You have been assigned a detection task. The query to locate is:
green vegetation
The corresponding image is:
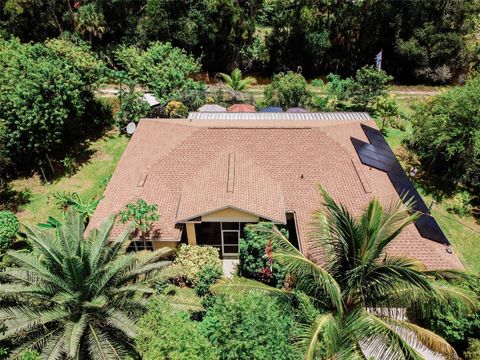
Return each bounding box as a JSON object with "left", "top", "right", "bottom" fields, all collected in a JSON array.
[
  {"left": 238, "top": 222, "right": 287, "bottom": 288},
  {"left": 0, "top": 209, "right": 173, "bottom": 358},
  {"left": 213, "top": 189, "right": 476, "bottom": 359},
  {"left": 200, "top": 292, "right": 296, "bottom": 360},
  {"left": 0, "top": 211, "right": 19, "bottom": 252},
  {"left": 115, "top": 83, "right": 150, "bottom": 125},
  {"left": 220, "top": 68, "right": 257, "bottom": 93},
  {"left": 0, "top": 37, "right": 109, "bottom": 176},
  {"left": 136, "top": 297, "right": 219, "bottom": 360},
  {"left": 408, "top": 77, "right": 480, "bottom": 195},
  {"left": 11, "top": 132, "right": 128, "bottom": 226},
  {"left": 263, "top": 71, "right": 310, "bottom": 109},
  {"left": 173, "top": 244, "right": 222, "bottom": 285},
  {"left": 118, "top": 199, "right": 160, "bottom": 234},
  {"left": 114, "top": 42, "right": 205, "bottom": 109}
]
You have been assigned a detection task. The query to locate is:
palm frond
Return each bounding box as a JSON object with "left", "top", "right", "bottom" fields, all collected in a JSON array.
[
  {"left": 87, "top": 324, "right": 124, "bottom": 360},
  {"left": 105, "top": 309, "right": 138, "bottom": 338},
  {"left": 65, "top": 314, "right": 88, "bottom": 358},
  {"left": 294, "top": 313, "right": 336, "bottom": 360},
  {"left": 385, "top": 318, "right": 457, "bottom": 357}
]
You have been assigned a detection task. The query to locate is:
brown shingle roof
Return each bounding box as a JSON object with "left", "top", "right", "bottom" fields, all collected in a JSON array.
[{"left": 88, "top": 115, "right": 464, "bottom": 270}]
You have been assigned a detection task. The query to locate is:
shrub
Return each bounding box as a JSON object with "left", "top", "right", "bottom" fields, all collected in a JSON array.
[
  {"left": 238, "top": 223, "right": 287, "bottom": 288},
  {"left": 464, "top": 338, "right": 480, "bottom": 360},
  {"left": 0, "top": 211, "right": 19, "bottom": 252},
  {"left": 164, "top": 100, "right": 188, "bottom": 118},
  {"left": 199, "top": 292, "right": 297, "bottom": 360},
  {"left": 374, "top": 95, "right": 399, "bottom": 131},
  {"left": 447, "top": 191, "right": 473, "bottom": 216},
  {"left": 174, "top": 244, "right": 222, "bottom": 285},
  {"left": 60, "top": 155, "right": 78, "bottom": 176},
  {"left": 116, "top": 83, "right": 150, "bottom": 125},
  {"left": 136, "top": 296, "right": 219, "bottom": 360},
  {"left": 349, "top": 65, "right": 392, "bottom": 110},
  {"left": 263, "top": 71, "right": 309, "bottom": 109},
  {"left": 194, "top": 265, "right": 223, "bottom": 298}
]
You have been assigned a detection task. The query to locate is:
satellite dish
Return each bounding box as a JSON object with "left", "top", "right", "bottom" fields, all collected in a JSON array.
[{"left": 126, "top": 122, "right": 136, "bottom": 135}]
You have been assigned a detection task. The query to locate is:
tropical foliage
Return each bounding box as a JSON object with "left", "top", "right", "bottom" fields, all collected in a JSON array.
[
  {"left": 263, "top": 72, "right": 309, "bottom": 109},
  {"left": 174, "top": 244, "right": 222, "bottom": 285},
  {"left": 118, "top": 199, "right": 160, "bottom": 234},
  {"left": 115, "top": 84, "right": 150, "bottom": 126},
  {"left": 0, "top": 209, "right": 172, "bottom": 359},
  {"left": 2, "top": 0, "right": 478, "bottom": 82},
  {"left": 114, "top": 42, "right": 205, "bottom": 108},
  {"left": 219, "top": 68, "right": 257, "bottom": 92},
  {"left": 213, "top": 188, "right": 477, "bottom": 359},
  {"left": 53, "top": 191, "right": 102, "bottom": 225},
  {"left": 0, "top": 210, "right": 19, "bottom": 253},
  {"left": 0, "top": 37, "right": 108, "bottom": 176},
  {"left": 199, "top": 292, "right": 297, "bottom": 360},
  {"left": 136, "top": 297, "right": 219, "bottom": 360},
  {"left": 238, "top": 222, "right": 287, "bottom": 288},
  {"left": 408, "top": 76, "right": 480, "bottom": 193}
]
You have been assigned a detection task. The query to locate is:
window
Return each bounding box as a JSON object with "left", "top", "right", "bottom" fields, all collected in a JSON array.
[{"left": 127, "top": 240, "right": 154, "bottom": 252}]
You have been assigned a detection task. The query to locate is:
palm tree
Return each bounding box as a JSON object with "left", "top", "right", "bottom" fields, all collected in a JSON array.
[
  {"left": 0, "top": 209, "right": 172, "bottom": 359},
  {"left": 219, "top": 68, "right": 256, "bottom": 101},
  {"left": 213, "top": 188, "right": 476, "bottom": 359},
  {"left": 76, "top": 3, "right": 107, "bottom": 42}
]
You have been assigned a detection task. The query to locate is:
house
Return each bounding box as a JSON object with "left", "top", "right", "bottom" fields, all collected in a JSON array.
[{"left": 88, "top": 112, "right": 463, "bottom": 270}]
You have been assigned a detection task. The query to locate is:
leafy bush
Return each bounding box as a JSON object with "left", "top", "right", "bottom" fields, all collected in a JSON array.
[
  {"left": 194, "top": 265, "right": 223, "bottom": 298},
  {"left": 447, "top": 191, "right": 473, "bottom": 216},
  {"left": 164, "top": 100, "right": 189, "bottom": 118},
  {"left": 408, "top": 76, "right": 480, "bottom": 193},
  {"left": 263, "top": 71, "right": 309, "bottom": 109},
  {"left": 374, "top": 95, "right": 399, "bottom": 131},
  {"left": 238, "top": 223, "right": 287, "bottom": 288},
  {"left": 0, "top": 211, "right": 19, "bottom": 252},
  {"left": 174, "top": 244, "right": 222, "bottom": 285},
  {"left": 199, "top": 292, "right": 297, "bottom": 360},
  {"left": 136, "top": 296, "right": 220, "bottom": 360},
  {"left": 311, "top": 73, "right": 353, "bottom": 111},
  {"left": 60, "top": 155, "right": 78, "bottom": 176},
  {"left": 118, "top": 199, "right": 160, "bottom": 234},
  {"left": 53, "top": 191, "right": 102, "bottom": 224},
  {"left": 349, "top": 65, "right": 392, "bottom": 110},
  {"left": 116, "top": 84, "right": 150, "bottom": 125},
  {"left": 464, "top": 338, "right": 480, "bottom": 360}
]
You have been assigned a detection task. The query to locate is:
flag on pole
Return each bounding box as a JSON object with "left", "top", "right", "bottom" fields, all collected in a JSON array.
[{"left": 375, "top": 49, "right": 383, "bottom": 70}]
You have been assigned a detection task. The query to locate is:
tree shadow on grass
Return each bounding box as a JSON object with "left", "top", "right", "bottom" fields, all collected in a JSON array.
[{"left": 0, "top": 182, "right": 31, "bottom": 212}]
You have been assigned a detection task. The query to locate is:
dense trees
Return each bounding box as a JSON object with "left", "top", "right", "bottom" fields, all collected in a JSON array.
[
  {"left": 1, "top": 0, "right": 478, "bottom": 81},
  {"left": 0, "top": 37, "right": 109, "bottom": 177},
  {"left": 408, "top": 76, "right": 480, "bottom": 193}
]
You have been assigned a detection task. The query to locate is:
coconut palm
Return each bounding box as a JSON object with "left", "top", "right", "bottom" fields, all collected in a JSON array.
[
  {"left": 213, "top": 188, "right": 476, "bottom": 359},
  {"left": 0, "top": 209, "right": 172, "bottom": 359},
  {"left": 219, "top": 68, "right": 256, "bottom": 92}
]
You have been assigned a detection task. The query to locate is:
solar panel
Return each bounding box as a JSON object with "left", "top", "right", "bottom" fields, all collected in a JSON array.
[
  {"left": 351, "top": 125, "right": 450, "bottom": 245},
  {"left": 415, "top": 214, "right": 449, "bottom": 245}
]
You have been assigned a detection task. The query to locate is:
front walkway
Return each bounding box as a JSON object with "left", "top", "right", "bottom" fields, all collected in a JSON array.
[{"left": 222, "top": 259, "right": 239, "bottom": 277}]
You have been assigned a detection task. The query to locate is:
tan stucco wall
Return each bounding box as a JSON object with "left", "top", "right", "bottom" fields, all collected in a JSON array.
[
  {"left": 201, "top": 208, "right": 259, "bottom": 222},
  {"left": 152, "top": 241, "right": 179, "bottom": 250}
]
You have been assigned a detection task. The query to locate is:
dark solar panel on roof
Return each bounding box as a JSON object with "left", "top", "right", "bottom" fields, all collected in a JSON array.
[{"left": 351, "top": 125, "right": 450, "bottom": 246}]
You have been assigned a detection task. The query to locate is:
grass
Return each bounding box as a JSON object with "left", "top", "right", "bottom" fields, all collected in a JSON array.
[
  {"left": 11, "top": 131, "right": 129, "bottom": 226},
  {"left": 381, "top": 96, "right": 480, "bottom": 273}
]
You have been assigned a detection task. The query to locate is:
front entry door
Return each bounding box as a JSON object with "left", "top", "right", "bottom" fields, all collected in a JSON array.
[{"left": 221, "top": 222, "right": 240, "bottom": 256}]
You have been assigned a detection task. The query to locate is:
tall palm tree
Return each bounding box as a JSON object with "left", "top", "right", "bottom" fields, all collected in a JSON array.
[
  {"left": 219, "top": 68, "right": 256, "bottom": 95},
  {"left": 0, "top": 209, "right": 172, "bottom": 359},
  {"left": 213, "top": 188, "right": 476, "bottom": 359}
]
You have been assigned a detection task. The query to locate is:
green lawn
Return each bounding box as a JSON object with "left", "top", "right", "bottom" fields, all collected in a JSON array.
[{"left": 12, "top": 131, "right": 129, "bottom": 226}]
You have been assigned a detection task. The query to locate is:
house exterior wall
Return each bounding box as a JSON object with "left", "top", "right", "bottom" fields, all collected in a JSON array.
[{"left": 201, "top": 208, "right": 259, "bottom": 222}]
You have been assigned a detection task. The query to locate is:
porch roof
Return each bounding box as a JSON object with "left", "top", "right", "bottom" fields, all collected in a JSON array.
[{"left": 176, "top": 150, "right": 286, "bottom": 224}]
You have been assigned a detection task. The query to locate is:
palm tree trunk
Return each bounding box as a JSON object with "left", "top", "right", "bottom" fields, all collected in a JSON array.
[{"left": 66, "top": 0, "right": 76, "bottom": 31}]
